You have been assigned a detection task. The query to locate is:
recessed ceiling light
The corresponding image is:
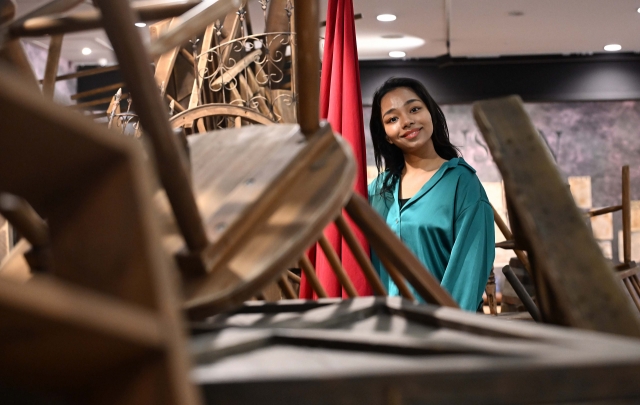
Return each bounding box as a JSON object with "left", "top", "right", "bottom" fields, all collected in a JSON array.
[
  {"left": 98, "top": 58, "right": 108, "bottom": 66},
  {"left": 604, "top": 44, "right": 622, "bottom": 52},
  {"left": 135, "top": 22, "right": 147, "bottom": 28},
  {"left": 637, "top": 7, "right": 640, "bottom": 13},
  {"left": 377, "top": 14, "right": 396, "bottom": 22},
  {"left": 389, "top": 51, "right": 406, "bottom": 58},
  {"left": 82, "top": 47, "right": 92, "bottom": 55}
]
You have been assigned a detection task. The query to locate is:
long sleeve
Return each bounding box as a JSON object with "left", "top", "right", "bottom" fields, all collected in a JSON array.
[{"left": 441, "top": 199, "right": 495, "bottom": 311}]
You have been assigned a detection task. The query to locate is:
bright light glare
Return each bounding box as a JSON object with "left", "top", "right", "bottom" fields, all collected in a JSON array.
[
  {"left": 637, "top": 7, "right": 640, "bottom": 13},
  {"left": 604, "top": 44, "right": 622, "bottom": 51},
  {"left": 377, "top": 14, "right": 396, "bottom": 22},
  {"left": 389, "top": 51, "right": 406, "bottom": 58},
  {"left": 98, "top": 58, "right": 108, "bottom": 66},
  {"left": 81, "top": 47, "right": 92, "bottom": 55},
  {"left": 135, "top": 22, "right": 147, "bottom": 27}
]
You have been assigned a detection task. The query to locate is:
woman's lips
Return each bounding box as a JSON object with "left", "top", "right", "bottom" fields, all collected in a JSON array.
[{"left": 402, "top": 128, "right": 420, "bottom": 140}]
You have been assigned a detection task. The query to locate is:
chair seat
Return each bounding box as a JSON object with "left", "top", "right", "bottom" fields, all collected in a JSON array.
[{"left": 179, "top": 123, "right": 355, "bottom": 318}]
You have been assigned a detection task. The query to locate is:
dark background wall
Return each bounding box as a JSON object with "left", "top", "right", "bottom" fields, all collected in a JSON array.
[{"left": 359, "top": 53, "right": 640, "bottom": 105}]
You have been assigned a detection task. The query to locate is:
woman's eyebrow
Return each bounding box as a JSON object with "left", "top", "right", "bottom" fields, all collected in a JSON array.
[{"left": 382, "top": 99, "right": 421, "bottom": 118}]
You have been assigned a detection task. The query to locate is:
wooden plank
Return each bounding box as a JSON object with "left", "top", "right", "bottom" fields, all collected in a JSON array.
[
  {"left": 623, "top": 165, "right": 631, "bottom": 264},
  {"left": 0, "top": 39, "right": 40, "bottom": 90},
  {"left": 10, "top": 0, "right": 201, "bottom": 37},
  {"left": 0, "top": 194, "right": 49, "bottom": 248},
  {"left": 95, "top": 0, "right": 209, "bottom": 256},
  {"left": 185, "top": 23, "right": 216, "bottom": 128},
  {"left": 318, "top": 234, "right": 358, "bottom": 298},
  {"left": 210, "top": 50, "right": 261, "bottom": 88},
  {"left": 192, "top": 297, "right": 640, "bottom": 405},
  {"left": 70, "top": 82, "right": 124, "bottom": 101},
  {"left": 334, "top": 214, "right": 387, "bottom": 296},
  {"left": 473, "top": 96, "right": 640, "bottom": 337},
  {"left": 299, "top": 255, "right": 328, "bottom": 298},
  {"left": 154, "top": 18, "right": 181, "bottom": 96},
  {"left": 293, "top": 0, "right": 320, "bottom": 137},
  {"left": 42, "top": 35, "right": 62, "bottom": 100},
  {"left": 492, "top": 204, "right": 532, "bottom": 274},
  {"left": 345, "top": 194, "right": 457, "bottom": 307},
  {"left": 148, "top": 0, "right": 242, "bottom": 59},
  {"left": 278, "top": 273, "right": 297, "bottom": 299}
]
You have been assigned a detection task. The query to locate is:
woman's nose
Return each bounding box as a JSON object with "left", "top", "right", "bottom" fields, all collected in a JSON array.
[{"left": 401, "top": 115, "right": 414, "bottom": 128}]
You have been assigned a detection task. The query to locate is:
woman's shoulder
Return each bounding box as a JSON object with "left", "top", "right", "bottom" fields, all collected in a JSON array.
[
  {"left": 445, "top": 158, "right": 489, "bottom": 201},
  {"left": 368, "top": 170, "right": 391, "bottom": 195}
]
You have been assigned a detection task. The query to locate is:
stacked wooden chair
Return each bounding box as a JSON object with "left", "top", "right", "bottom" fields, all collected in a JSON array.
[{"left": 473, "top": 96, "right": 640, "bottom": 336}]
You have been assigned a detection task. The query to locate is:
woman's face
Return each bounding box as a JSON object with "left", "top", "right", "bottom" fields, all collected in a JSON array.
[{"left": 380, "top": 87, "right": 434, "bottom": 154}]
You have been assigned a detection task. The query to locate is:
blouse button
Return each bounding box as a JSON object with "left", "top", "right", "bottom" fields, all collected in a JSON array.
[{"left": 395, "top": 218, "right": 399, "bottom": 223}]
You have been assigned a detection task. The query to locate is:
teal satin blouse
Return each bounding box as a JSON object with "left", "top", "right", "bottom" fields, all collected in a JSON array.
[{"left": 368, "top": 158, "right": 495, "bottom": 311}]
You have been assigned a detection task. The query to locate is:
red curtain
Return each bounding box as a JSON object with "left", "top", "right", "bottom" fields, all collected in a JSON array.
[{"left": 299, "top": 0, "right": 372, "bottom": 298}]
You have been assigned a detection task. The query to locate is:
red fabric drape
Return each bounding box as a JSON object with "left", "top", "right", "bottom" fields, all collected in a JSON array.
[{"left": 299, "top": 0, "right": 371, "bottom": 298}]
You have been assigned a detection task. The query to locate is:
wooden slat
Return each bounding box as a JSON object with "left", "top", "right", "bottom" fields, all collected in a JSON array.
[
  {"left": 299, "top": 255, "right": 328, "bottom": 298},
  {"left": 42, "top": 35, "right": 62, "bottom": 100},
  {"left": 623, "top": 165, "right": 631, "bottom": 264},
  {"left": 185, "top": 23, "right": 216, "bottom": 128},
  {"left": 95, "top": 0, "right": 209, "bottom": 256},
  {"left": 587, "top": 204, "right": 622, "bottom": 217},
  {"left": 154, "top": 18, "right": 181, "bottom": 96},
  {"left": 170, "top": 103, "right": 274, "bottom": 128},
  {"left": 70, "top": 82, "right": 124, "bottom": 101},
  {"left": 377, "top": 251, "right": 416, "bottom": 301},
  {"left": 293, "top": 0, "right": 320, "bottom": 137},
  {"left": 318, "top": 234, "right": 359, "bottom": 298},
  {"left": 0, "top": 194, "right": 49, "bottom": 248},
  {"left": 473, "top": 96, "right": 640, "bottom": 337},
  {"left": 345, "top": 194, "right": 457, "bottom": 307},
  {"left": 278, "top": 273, "right": 297, "bottom": 299},
  {"left": 491, "top": 205, "right": 532, "bottom": 274},
  {"left": 334, "top": 214, "right": 387, "bottom": 296},
  {"left": 42, "top": 64, "right": 119, "bottom": 83},
  {"left": 10, "top": 0, "right": 201, "bottom": 37},
  {"left": 210, "top": 50, "right": 262, "bottom": 88},
  {"left": 148, "top": 0, "right": 242, "bottom": 59},
  {"left": 0, "top": 39, "right": 40, "bottom": 90}
]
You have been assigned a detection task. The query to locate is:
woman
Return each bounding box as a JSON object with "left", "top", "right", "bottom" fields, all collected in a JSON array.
[{"left": 368, "top": 77, "right": 495, "bottom": 311}]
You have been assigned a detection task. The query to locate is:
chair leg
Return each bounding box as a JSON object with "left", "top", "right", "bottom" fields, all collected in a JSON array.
[
  {"left": 278, "top": 273, "right": 297, "bottom": 299},
  {"left": 334, "top": 214, "right": 387, "bottom": 296},
  {"left": 318, "top": 234, "right": 358, "bottom": 297},
  {"left": 485, "top": 269, "right": 497, "bottom": 315},
  {"left": 299, "top": 255, "right": 328, "bottom": 298}
]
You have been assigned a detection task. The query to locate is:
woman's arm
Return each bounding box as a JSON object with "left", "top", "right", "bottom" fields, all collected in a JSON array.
[{"left": 441, "top": 199, "right": 495, "bottom": 311}]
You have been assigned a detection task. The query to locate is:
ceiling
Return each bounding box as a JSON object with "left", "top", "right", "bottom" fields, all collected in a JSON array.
[{"left": 13, "top": 0, "right": 640, "bottom": 65}]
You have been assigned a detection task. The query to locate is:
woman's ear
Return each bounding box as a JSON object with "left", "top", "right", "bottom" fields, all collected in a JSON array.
[{"left": 386, "top": 136, "right": 392, "bottom": 144}]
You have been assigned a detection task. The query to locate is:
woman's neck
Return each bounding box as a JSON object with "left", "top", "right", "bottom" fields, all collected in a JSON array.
[{"left": 403, "top": 142, "right": 446, "bottom": 175}]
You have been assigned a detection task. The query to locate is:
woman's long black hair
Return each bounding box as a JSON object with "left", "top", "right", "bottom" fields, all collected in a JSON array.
[{"left": 370, "top": 77, "right": 460, "bottom": 199}]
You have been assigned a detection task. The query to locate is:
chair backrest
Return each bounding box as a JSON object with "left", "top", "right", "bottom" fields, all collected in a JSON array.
[{"left": 473, "top": 95, "right": 640, "bottom": 338}]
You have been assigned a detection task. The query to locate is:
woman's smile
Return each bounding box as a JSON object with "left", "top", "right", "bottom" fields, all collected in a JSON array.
[{"left": 401, "top": 128, "right": 421, "bottom": 140}]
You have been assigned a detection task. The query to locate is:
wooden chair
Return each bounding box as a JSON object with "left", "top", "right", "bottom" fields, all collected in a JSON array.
[
  {"left": 0, "top": 65, "right": 200, "bottom": 405},
  {"left": 473, "top": 95, "right": 640, "bottom": 338}
]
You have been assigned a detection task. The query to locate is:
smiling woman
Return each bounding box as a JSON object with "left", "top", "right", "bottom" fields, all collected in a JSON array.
[{"left": 368, "top": 77, "right": 495, "bottom": 311}]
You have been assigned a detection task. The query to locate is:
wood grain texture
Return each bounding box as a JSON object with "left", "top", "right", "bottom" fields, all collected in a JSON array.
[
  {"left": 473, "top": 96, "right": 640, "bottom": 337},
  {"left": 182, "top": 123, "right": 355, "bottom": 318},
  {"left": 192, "top": 297, "right": 640, "bottom": 405}
]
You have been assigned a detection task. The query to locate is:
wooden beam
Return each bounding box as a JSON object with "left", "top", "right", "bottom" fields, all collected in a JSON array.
[
  {"left": 293, "top": 0, "right": 320, "bottom": 137},
  {"left": 70, "top": 82, "right": 124, "bottom": 101}
]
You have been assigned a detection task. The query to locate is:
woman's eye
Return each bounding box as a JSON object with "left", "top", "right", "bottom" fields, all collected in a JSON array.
[
  {"left": 386, "top": 117, "right": 398, "bottom": 124},
  {"left": 411, "top": 106, "right": 421, "bottom": 113}
]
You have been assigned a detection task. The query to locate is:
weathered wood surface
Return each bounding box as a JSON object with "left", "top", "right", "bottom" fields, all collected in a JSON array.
[
  {"left": 191, "top": 297, "right": 640, "bottom": 405},
  {"left": 181, "top": 123, "right": 355, "bottom": 318},
  {"left": 473, "top": 96, "right": 640, "bottom": 337},
  {"left": 42, "top": 34, "right": 63, "bottom": 99},
  {"left": 0, "top": 66, "right": 200, "bottom": 405}
]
